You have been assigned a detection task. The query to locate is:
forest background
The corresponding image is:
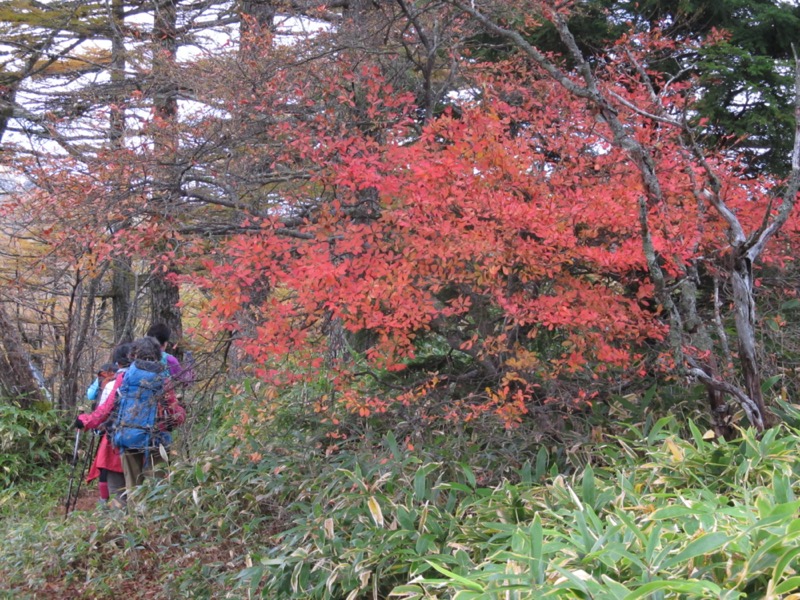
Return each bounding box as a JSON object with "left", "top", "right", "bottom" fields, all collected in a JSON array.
[{"left": 2, "top": 0, "right": 800, "bottom": 597}]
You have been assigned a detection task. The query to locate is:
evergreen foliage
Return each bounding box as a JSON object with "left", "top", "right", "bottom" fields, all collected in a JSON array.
[{"left": 474, "top": 0, "right": 800, "bottom": 176}]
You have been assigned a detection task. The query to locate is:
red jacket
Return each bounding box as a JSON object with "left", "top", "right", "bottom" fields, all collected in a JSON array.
[
  {"left": 80, "top": 372, "right": 126, "bottom": 479},
  {"left": 79, "top": 371, "right": 124, "bottom": 429}
]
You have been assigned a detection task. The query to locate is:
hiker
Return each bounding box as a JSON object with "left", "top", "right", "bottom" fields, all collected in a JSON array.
[
  {"left": 94, "top": 363, "right": 117, "bottom": 405},
  {"left": 73, "top": 344, "right": 132, "bottom": 506},
  {"left": 146, "top": 322, "right": 194, "bottom": 387},
  {"left": 113, "top": 336, "right": 185, "bottom": 496},
  {"left": 85, "top": 362, "right": 116, "bottom": 406}
]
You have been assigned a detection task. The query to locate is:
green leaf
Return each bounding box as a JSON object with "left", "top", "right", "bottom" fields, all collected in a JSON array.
[
  {"left": 582, "top": 464, "right": 596, "bottom": 508},
  {"left": 664, "top": 532, "right": 731, "bottom": 569},
  {"left": 789, "top": 518, "right": 800, "bottom": 535},
  {"left": 414, "top": 464, "right": 439, "bottom": 502},
  {"left": 780, "top": 299, "right": 800, "bottom": 311},
  {"left": 437, "top": 482, "right": 474, "bottom": 494},
  {"left": 773, "top": 576, "right": 800, "bottom": 595},
  {"left": 389, "top": 584, "right": 424, "bottom": 599},
  {"left": 772, "top": 547, "right": 800, "bottom": 584},
  {"left": 601, "top": 575, "right": 632, "bottom": 599},
  {"left": 624, "top": 579, "right": 722, "bottom": 599},
  {"left": 416, "top": 533, "right": 436, "bottom": 555},
  {"left": 642, "top": 385, "right": 658, "bottom": 408},
  {"left": 194, "top": 461, "right": 207, "bottom": 484},
  {"left": 385, "top": 431, "right": 400, "bottom": 458},
  {"left": 458, "top": 462, "right": 476, "bottom": 488},
  {"left": 651, "top": 505, "right": 703, "bottom": 520},
  {"left": 530, "top": 514, "right": 544, "bottom": 584},
  {"left": 688, "top": 420, "right": 706, "bottom": 449},
  {"left": 518, "top": 459, "right": 533, "bottom": 484},
  {"left": 535, "top": 446, "right": 549, "bottom": 480},
  {"left": 424, "top": 560, "right": 484, "bottom": 592},
  {"left": 766, "top": 499, "right": 800, "bottom": 519},
  {"left": 761, "top": 374, "right": 783, "bottom": 393},
  {"left": 612, "top": 510, "right": 648, "bottom": 548},
  {"left": 773, "top": 475, "right": 792, "bottom": 504},
  {"left": 646, "top": 416, "right": 675, "bottom": 444},
  {"left": 452, "top": 592, "right": 486, "bottom": 600},
  {"left": 511, "top": 531, "right": 528, "bottom": 554},
  {"left": 396, "top": 506, "right": 417, "bottom": 531},
  {"left": 645, "top": 523, "right": 662, "bottom": 566}
]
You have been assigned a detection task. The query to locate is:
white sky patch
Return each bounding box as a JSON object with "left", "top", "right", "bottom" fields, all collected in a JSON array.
[
  {"left": 274, "top": 15, "right": 332, "bottom": 44},
  {"left": 447, "top": 88, "right": 479, "bottom": 104},
  {"left": 3, "top": 9, "right": 334, "bottom": 157}
]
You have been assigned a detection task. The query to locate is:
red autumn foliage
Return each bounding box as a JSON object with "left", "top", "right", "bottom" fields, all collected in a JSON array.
[
  {"left": 5, "top": 14, "right": 797, "bottom": 427},
  {"left": 185, "top": 33, "right": 798, "bottom": 424}
]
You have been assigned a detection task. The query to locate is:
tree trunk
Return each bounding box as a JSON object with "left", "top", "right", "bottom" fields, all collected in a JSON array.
[
  {"left": 150, "top": 273, "right": 183, "bottom": 350},
  {"left": 679, "top": 275, "right": 735, "bottom": 438},
  {"left": 58, "top": 271, "right": 103, "bottom": 410},
  {"left": 149, "top": 0, "right": 184, "bottom": 353},
  {"left": 107, "top": 0, "right": 136, "bottom": 344},
  {"left": 239, "top": 0, "right": 275, "bottom": 56},
  {"left": 731, "top": 254, "right": 772, "bottom": 426},
  {"left": 112, "top": 258, "right": 134, "bottom": 343},
  {"left": 0, "top": 304, "right": 43, "bottom": 406}
]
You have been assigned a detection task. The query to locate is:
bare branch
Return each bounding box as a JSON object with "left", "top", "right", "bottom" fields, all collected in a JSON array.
[
  {"left": 687, "top": 364, "right": 764, "bottom": 431},
  {"left": 449, "top": 0, "right": 592, "bottom": 99},
  {"left": 744, "top": 48, "right": 800, "bottom": 261},
  {"left": 606, "top": 90, "right": 682, "bottom": 127}
]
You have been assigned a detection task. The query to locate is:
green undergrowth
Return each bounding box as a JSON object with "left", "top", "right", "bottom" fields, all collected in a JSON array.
[
  {"left": 4, "top": 406, "right": 800, "bottom": 598},
  {"left": 0, "top": 402, "right": 65, "bottom": 489}
]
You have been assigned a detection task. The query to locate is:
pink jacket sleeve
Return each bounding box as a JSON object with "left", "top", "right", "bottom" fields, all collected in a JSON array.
[{"left": 78, "top": 373, "right": 124, "bottom": 429}]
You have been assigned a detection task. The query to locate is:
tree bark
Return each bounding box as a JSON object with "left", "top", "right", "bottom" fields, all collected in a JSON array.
[
  {"left": 0, "top": 304, "right": 43, "bottom": 407},
  {"left": 112, "top": 258, "right": 134, "bottom": 343},
  {"left": 109, "top": 0, "right": 134, "bottom": 344},
  {"left": 148, "top": 0, "right": 184, "bottom": 353},
  {"left": 730, "top": 255, "right": 771, "bottom": 427},
  {"left": 239, "top": 0, "right": 275, "bottom": 56},
  {"left": 58, "top": 270, "right": 105, "bottom": 410},
  {"left": 150, "top": 273, "right": 183, "bottom": 349}
]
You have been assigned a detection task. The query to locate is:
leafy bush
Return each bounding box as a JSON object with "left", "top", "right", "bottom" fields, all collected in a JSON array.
[
  {"left": 0, "top": 402, "right": 65, "bottom": 488},
  {"left": 6, "top": 389, "right": 800, "bottom": 600},
  {"left": 231, "top": 423, "right": 800, "bottom": 599}
]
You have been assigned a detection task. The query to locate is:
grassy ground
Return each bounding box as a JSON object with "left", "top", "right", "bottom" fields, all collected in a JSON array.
[
  {"left": 0, "top": 461, "right": 255, "bottom": 599},
  {"left": 5, "top": 413, "right": 800, "bottom": 599}
]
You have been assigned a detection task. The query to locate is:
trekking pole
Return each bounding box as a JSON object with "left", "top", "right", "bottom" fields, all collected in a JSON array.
[
  {"left": 67, "top": 432, "right": 98, "bottom": 516},
  {"left": 64, "top": 429, "right": 82, "bottom": 519}
]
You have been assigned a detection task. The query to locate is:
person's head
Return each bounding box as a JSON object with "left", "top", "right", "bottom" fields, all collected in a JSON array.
[
  {"left": 97, "top": 362, "right": 115, "bottom": 381},
  {"left": 112, "top": 343, "right": 132, "bottom": 369},
  {"left": 132, "top": 336, "right": 162, "bottom": 362},
  {"left": 146, "top": 323, "right": 171, "bottom": 349}
]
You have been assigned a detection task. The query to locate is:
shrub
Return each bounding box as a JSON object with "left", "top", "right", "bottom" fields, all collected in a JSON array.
[
  {"left": 229, "top": 423, "right": 800, "bottom": 599},
  {"left": 0, "top": 402, "right": 65, "bottom": 488}
]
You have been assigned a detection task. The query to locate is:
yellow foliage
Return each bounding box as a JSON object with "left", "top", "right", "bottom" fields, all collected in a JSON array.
[{"left": 33, "top": 48, "right": 112, "bottom": 77}]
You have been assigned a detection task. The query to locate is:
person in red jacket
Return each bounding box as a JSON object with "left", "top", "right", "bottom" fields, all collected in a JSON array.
[{"left": 74, "top": 343, "right": 132, "bottom": 507}]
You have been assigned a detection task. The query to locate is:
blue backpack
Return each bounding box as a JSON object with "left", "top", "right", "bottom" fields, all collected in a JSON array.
[{"left": 112, "top": 362, "right": 167, "bottom": 452}]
